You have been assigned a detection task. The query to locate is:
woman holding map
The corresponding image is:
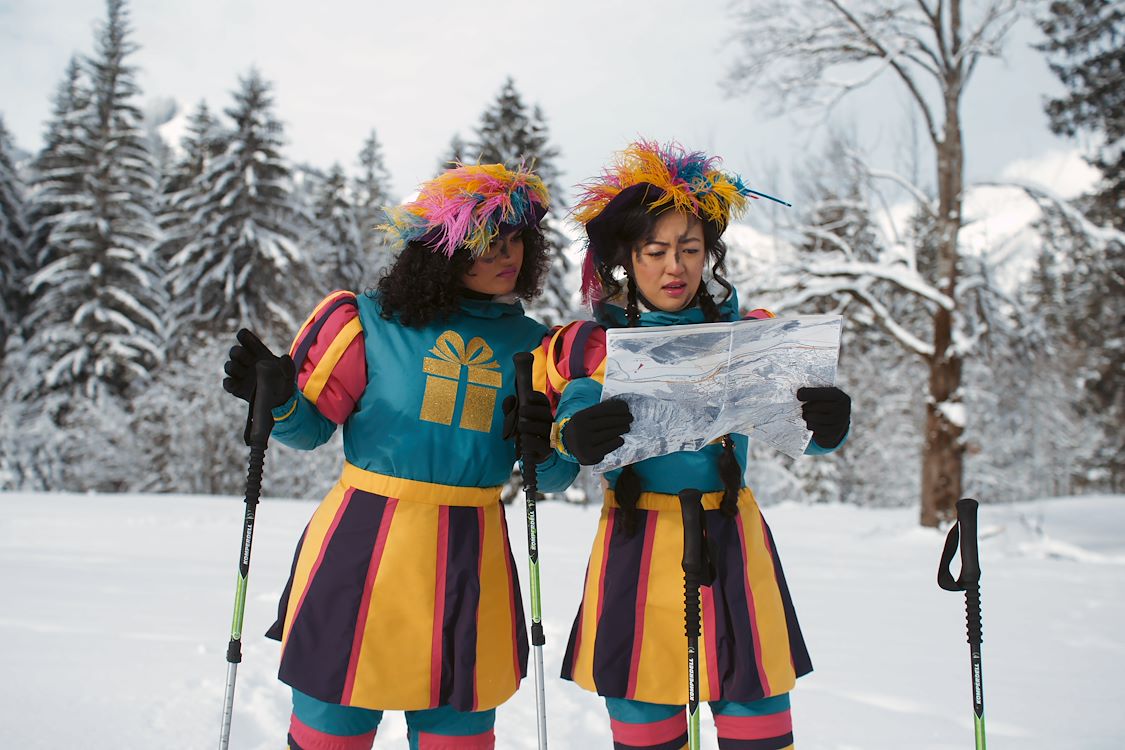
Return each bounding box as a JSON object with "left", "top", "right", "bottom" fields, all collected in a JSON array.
[
  {"left": 542, "top": 141, "right": 851, "bottom": 749},
  {"left": 221, "top": 163, "right": 573, "bottom": 750}
]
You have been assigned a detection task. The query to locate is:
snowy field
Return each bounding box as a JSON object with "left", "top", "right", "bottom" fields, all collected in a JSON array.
[{"left": 2, "top": 488, "right": 1123, "bottom": 749}]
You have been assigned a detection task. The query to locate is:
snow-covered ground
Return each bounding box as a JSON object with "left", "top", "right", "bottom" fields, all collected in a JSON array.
[{"left": 2, "top": 490, "right": 1122, "bottom": 749}]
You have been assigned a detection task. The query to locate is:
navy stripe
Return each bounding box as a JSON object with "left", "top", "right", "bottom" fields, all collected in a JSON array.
[
  {"left": 716, "top": 732, "right": 794, "bottom": 750},
  {"left": 278, "top": 490, "right": 389, "bottom": 703},
  {"left": 715, "top": 513, "right": 766, "bottom": 701},
  {"left": 591, "top": 509, "right": 650, "bottom": 697},
  {"left": 292, "top": 296, "right": 358, "bottom": 372},
  {"left": 704, "top": 509, "right": 737, "bottom": 697},
  {"left": 614, "top": 733, "right": 689, "bottom": 750},
  {"left": 762, "top": 521, "right": 812, "bottom": 677},
  {"left": 568, "top": 321, "right": 599, "bottom": 378},
  {"left": 266, "top": 524, "right": 308, "bottom": 641},
  {"left": 442, "top": 506, "right": 482, "bottom": 711}
]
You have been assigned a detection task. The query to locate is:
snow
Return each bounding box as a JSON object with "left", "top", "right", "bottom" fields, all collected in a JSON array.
[{"left": 2, "top": 491, "right": 1123, "bottom": 749}]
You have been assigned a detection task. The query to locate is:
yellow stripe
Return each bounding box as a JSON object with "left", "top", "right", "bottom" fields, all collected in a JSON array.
[
  {"left": 531, "top": 341, "right": 549, "bottom": 395},
  {"left": 273, "top": 398, "right": 298, "bottom": 422},
  {"left": 302, "top": 317, "right": 363, "bottom": 405},
  {"left": 632, "top": 507, "right": 688, "bottom": 703},
  {"left": 544, "top": 324, "right": 572, "bottom": 394},
  {"left": 340, "top": 462, "right": 501, "bottom": 506},
  {"left": 571, "top": 505, "right": 612, "bottom": 691},
  {"left": 739, "top": 493, "right": 797, "bottom": 694},
  {"left": 475, "top": 504, "right": 520, "bottom": 709},
  {"left": 289, "top": 290, "right": 354, "bottom": 356},
  {"left": 349, "top": 498, "right": 436, "bottom": 709},
  {"left": 604, "top": 488, "right": 726, "bottom": 512},
  {"left": 281, "top": 482, "right": 349, "bottom": 648}
]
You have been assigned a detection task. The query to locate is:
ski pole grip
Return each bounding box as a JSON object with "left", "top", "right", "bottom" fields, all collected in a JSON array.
[
  {"left": 956, "top": 498, "right": 980, "bottom": 586},
  {"left": 679, "top": 489, "right": 705, "bottom": 576},
  {"left": 513, "top": 352, "right": 535, "bottom": 409},
  {"left": 248, "top": 361, "right": 278, "bottom": 447}
]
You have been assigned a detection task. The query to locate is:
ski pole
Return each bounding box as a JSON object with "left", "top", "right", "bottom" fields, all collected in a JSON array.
[
  {"left": 513, "top": 352, "right": 548, "bottom": 750},
  {"left": 679, "top": 488, "right": 706, "bottom": 750},
  {"left": 937, "top": 497, "right": 987, "bottom": 750},
  {"left": 219, "top": 363, "right": 277, "bottom": 750}
]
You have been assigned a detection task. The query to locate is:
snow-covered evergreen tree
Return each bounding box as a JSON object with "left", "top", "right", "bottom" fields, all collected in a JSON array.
[
  {"left": 1038, "top": 0, "right": 1124, "bottom": 229},
  {"left": 22, "top": 0, "right": 164, "bottom": 403},
  {"left": 0, "top": 116, "right": 29, "bottom": 354},
  {"left": 435, "top": 133, "right": 468, "bottom": 175},
  {"left": 354, "top": 129, "right": 393, "bottom": 287},
  {"left": 309, "top": 163, "right": 365, "bottom": 290},
  {"left": 168, "top": 69, "right": 309, "bottom": 344},
  {"left": 469, "top": 78, "right": 576, "bottom": 325}
]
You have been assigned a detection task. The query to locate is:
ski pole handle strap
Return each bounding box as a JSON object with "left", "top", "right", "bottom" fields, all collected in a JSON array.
[{"left": 937, "top": 497, "right": 981, "bottom": 591}]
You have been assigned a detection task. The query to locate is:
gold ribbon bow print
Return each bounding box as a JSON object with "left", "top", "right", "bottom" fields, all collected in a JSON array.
[{"left": 420, "top": 331, "right": 503, "bottom": 431}]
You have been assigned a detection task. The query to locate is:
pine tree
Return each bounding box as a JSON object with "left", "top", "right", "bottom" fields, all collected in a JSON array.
[
  {"left": 310, "top": 163, "right": 365, "bottom": 289},
  {"left": 436, "top": 133, "right": 468, "bottom": 175},
  {"left": 0, "top": 116, "right": 29, "bottom": 353},
  {"left": 23, "top": 0, "right": 164, "bottom": 403},
  {"left": 354, "top": 130, "right": 393, "bottom": 285},
  {"left": 469, "top": 78, "right": 575, "bottom": 325},
  {"left": 168, "top": 69, "right": 309, "bottom": 344},
  {"left": 1038, "top": 0, "right": 1124, "bottom": 229},
  {"left": 1036, "top": 1, "right": 1125, "bottom": 490}
]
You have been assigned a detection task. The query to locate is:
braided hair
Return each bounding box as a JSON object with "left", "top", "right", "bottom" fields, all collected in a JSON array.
[{"left": 605, "top": 205, "right": 743, "bottom": 536}]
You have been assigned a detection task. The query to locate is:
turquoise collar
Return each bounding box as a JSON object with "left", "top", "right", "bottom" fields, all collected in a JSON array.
[{"left": 595, "top": 288, "right": 740, "bottom": 328}]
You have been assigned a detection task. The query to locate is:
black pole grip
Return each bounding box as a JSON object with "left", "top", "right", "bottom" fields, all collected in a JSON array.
[
  {"left": 246, "top": 361, "right": 278, "bottom": 448},
  {"left": 680, "top": 489, "right": 705, "bottom": 576},
  {"left": 955, "top": 498, "right": 980, "bottom": 586},
  {"left": 513, "top": 352, "right": 535, "bottom": 410},
  {"left": 679, "top": 489, "right": 704, "bottom": 641}
]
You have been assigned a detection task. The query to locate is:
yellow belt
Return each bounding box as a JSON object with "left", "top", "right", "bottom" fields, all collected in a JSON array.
[
  {"left": 339, "top": 462, "right": 501, "bottom": 507},
  {"left": 603, "top": 488, "right": 750, "bottom": 512}
]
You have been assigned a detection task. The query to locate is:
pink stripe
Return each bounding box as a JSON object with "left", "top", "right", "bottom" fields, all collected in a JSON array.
[
  {"left": 431, "top": 506, "right": 450, "bottom": 707},
  {"left": 736, "top": 513, "right": 771, "bottom": 695},
  {"left": 341, "top": 497, "right": 398, "bottom": 704},
  {"left": 499, "top": 507, "right": 522, "bottom": 681},
  {"left": 625, "top": 512, "right": 658, "bottom": 699},
  {"left": 284, "top": 489, "right": 355, "bottom": 656},
  {"left": 702, "top": 584, "right": 720, "bottom": 697},
  {"left": 416, "top": 729, "right": 496, "bottom": 749},
  {"left": 288, "top": 713, "right": 376, "bottom": 750},
  {"left": 610, "top": 713, "right": 686, "bottom": 746},
  {"left": 714, "top": 709, "right": 792, "bottom": 740},
  {"left": 472, "top": 506, "right": 486, "bottom": 712}
]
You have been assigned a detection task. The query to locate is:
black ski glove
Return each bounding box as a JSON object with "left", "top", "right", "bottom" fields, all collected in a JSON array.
[
  {"left": 561, "top": 399, "right": 633, "bottom": 466},
  {"left": 223, "top": 328, "right": 296, "bottom": 410},
  {"left": 502, "top": 392, "right": 553, "bottom": 464},
  {"left": 797, "top": 386, "right": 851, "bottom": 449}
]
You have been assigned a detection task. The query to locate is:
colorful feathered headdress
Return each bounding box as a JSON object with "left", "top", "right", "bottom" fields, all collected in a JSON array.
[
  {"left": 574, "top": 140, "right": 787, "bottom": 302},
  {"left": 381, "top": 163, "right": 550, "bottom": 258}
]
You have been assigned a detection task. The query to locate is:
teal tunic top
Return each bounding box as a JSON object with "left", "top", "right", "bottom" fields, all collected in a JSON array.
[
  {"left": 553, "top": 290, "right": 843, "bottom": 494},
  {"left": 271, "top": 292, "right": 578, "bottom": 493}
]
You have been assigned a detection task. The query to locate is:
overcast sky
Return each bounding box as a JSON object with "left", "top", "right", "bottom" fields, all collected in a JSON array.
[{"left": 1, "top": 0, "right": 1083, "bottom": 207}]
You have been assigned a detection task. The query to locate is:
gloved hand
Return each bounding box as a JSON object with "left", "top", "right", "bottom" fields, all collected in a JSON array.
[
  {"left": 223, "top": 328, "right": 296, "bottom": 409},
  {"left": 561, "top": 399, "right": 633, "bottom": 465},
  {"left": 797, "top": 386, "right": 851, "bottom": 449},
  {"left": 502, "top": 391, "right": 553, "bottom": 464}
]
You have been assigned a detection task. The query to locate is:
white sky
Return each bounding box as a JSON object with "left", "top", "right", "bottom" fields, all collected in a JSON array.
[{"left": 0, "top": 0, "right": 1081, "bottom": 205}]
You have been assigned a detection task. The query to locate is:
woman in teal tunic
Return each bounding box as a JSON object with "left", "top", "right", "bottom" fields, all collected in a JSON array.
[
  {"left": 543, "top": 141, "right": 851, "bottom": 750},
  {"left": 222, "top": 164, "right": 574, "bottom": 750}
]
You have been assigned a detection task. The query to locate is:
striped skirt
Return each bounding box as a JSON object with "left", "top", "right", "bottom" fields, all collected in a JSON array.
[
  {"left": 268, "top": 463, "right": 528, "bottom": 712},
  {"left": 561, "top": 487, "right": 811, "bottom": 705}
]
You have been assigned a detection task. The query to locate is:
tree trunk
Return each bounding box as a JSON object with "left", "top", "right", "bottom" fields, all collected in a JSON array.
[{"left": 921, "top": 62, "right": 966, "bottom": 528}]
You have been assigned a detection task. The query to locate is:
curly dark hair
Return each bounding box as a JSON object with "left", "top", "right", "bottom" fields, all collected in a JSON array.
[{"left": 374, "top": 225, "right": 551, "bottom": 327}]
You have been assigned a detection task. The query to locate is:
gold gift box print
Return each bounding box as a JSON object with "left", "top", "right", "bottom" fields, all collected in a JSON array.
[{"left": 420, "top": 331, "right": 503, "bottom": 432}]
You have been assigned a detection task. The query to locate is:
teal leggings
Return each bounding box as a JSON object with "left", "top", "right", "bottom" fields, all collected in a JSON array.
[
  {"left": 287, "top": 689, "right": 496, "bottom": 750},
  {"left": 606, "top": 693, "right": 794, "bottom": 749}
]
